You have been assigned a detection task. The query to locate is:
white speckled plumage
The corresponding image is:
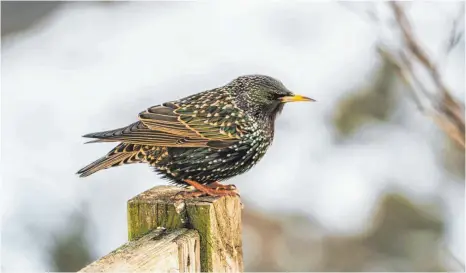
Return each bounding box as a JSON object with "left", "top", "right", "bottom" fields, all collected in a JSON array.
[{"left": 77, "top": 74, "right": 310, "bottom": 187}]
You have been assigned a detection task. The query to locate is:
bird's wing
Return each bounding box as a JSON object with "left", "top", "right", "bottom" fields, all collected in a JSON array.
[
  {"left": 140, "top": 99, "right": 246, "bottom": 137},
  {"left": 83, "top": 91, "right": 249, "bottom": 149},
  {"left": 83, "top": 121, "right": 212, "bottom": 147}
]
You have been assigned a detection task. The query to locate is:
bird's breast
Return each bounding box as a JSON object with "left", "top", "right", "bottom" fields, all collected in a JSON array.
[{"left": 157, "top": 133, "right": 272, "bottom": 184}]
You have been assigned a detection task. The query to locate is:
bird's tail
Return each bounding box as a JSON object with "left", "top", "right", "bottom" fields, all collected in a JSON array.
[{"left": 77, "top": 143, "right": 146, "bottom": 177}]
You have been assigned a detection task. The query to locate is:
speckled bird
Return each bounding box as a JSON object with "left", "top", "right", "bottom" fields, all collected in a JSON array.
[{"left": 77, "top": 75, "right": 314, "bottom": 197}]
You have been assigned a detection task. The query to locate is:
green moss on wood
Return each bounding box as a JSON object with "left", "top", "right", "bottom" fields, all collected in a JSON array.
[
  {"left": 127, "top": 200, "right": 185, "bottom": 241},
  {"left": 127, "top": 186, "right": 243, "bottom": 272},
  {"left": 186, "top": 203, "right": 214, "bottom": 272}
]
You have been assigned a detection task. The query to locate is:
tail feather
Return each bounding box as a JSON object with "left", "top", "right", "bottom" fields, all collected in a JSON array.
[
  {"left": 82, "top": 122, "right": 144, "bottom": 141},
  {"left": 77, "top": 143, "right": 144, "bottom": 177},
  {"left": 84, "top": 139, "right": 115, "bottom": 144},
  {"left": 77, "top": 153, "right": 135, "bottom": 177}
]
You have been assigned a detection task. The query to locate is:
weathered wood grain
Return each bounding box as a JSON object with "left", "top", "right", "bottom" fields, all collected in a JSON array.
[
  {"left": 79, "top": 228, "right": 200, "bottom": 273},
  {"left": 127, "top": 185, "right": 243, "bottom": 272},
  {"left": 127, "top": 186, "right": 186, "bottom": 241}
]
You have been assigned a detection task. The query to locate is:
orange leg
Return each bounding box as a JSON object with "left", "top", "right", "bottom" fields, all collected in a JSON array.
[
  {"left": 173, "top": 179, "right": 239, "bottom": 199},
  {"left": 206, "top": 181, "right": 237, "bottom": 191}
]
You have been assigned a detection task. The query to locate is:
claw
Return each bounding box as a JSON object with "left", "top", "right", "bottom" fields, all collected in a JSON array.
[
  {"left": 172, "top": 190, "right": 207, "bottom": 200},
  {"left": 206, "top": 181, "right": 237, "bottom": 191},
  {"left": 173, "top": 179, "right": 240, "bottom": 199}
]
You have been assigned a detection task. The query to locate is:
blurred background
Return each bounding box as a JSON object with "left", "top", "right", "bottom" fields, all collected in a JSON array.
[{"left": 1, "top": 1, "right": 464, "bottom": 272}]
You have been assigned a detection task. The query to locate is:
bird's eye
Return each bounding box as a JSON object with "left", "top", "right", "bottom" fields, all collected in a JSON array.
[{"left": 273, "top": 93, "right": 286, "bottom": 101}]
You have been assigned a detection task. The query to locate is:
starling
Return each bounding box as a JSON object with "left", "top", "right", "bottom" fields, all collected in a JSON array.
[{"left": 77, "top": 75, "right": 314, "bottom": 197}]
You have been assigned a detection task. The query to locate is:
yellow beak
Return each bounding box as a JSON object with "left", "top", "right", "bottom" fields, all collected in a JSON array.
[{"left": 279, "top": 94, "right": 316, "bottom": 103}]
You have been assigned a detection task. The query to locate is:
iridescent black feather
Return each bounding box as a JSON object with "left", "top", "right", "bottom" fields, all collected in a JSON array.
[{"left": 77, "top": 75, "right": 306, "bottom": 186}]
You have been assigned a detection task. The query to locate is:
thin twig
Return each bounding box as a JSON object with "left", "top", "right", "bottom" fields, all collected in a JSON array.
[
  {"left": 445, "top": 3, "right": 465, "bottom": 55},
  {"left": 377, "top": 47, "right": 426, "bottom": 112},
  {"left": 397, "top": 49, "right": 436, "bottom": 103},
  {"left": 350, "top": 2, "right": 465, "bottom": 270},
  {"left": 389, "top": 2, "right": 465, "bottom": 149}
]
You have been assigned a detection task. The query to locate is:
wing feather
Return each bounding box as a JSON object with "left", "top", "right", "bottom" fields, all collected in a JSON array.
[{"left": 83, "top": 90, "right": 247, "bottom": 149}]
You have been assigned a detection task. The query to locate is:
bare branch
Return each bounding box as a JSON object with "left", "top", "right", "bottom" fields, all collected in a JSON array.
[
  {"left": 397, "top": 49, "right": 436, "bottom": 103},
  {"left": 388, "top": 2, "right": 465, "bottom": 149},
  {"left": 341, "top": 2, "right": 465, "bottom": 148},
  {"left": 377, "top": 47, "right": 426, "bottom": 112},
  {"left": 445, "top": 3, "right": 465, "bottom": 55},
  {"left": 436, "top": 2, "right": 465, "bottom": 74},
  {"left": 390, "top": 2, "right": 435, "bottom": 70},
  {"left": 340, "top": 4, "right": 465, "bottom": 270}
]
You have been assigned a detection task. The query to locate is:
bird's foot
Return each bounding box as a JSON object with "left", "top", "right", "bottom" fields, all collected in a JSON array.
[
  {"left": 172, "top": 190, "right": 207, "bottom": 200},
  {"left": 172, "top": 179, "right": 240, "bottom": 200},
  {"left": 205, "top": 187, "right": 240, "bottom": 197},
  {"left": 206, "top": 181, "right": 237, "bottom": 191}
]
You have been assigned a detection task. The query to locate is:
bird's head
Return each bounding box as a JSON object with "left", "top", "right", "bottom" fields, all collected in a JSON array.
[{"left": 229, "top": 74, "right": 315, "bottom": 122}]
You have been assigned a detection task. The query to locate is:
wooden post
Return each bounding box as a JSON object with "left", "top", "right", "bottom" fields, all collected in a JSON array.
[
  {"left": 79, "top": 228, "right": 200, "bottom": 272},
  {"left": 127, "top": 185, "right": 244, "bottom": 272}
]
